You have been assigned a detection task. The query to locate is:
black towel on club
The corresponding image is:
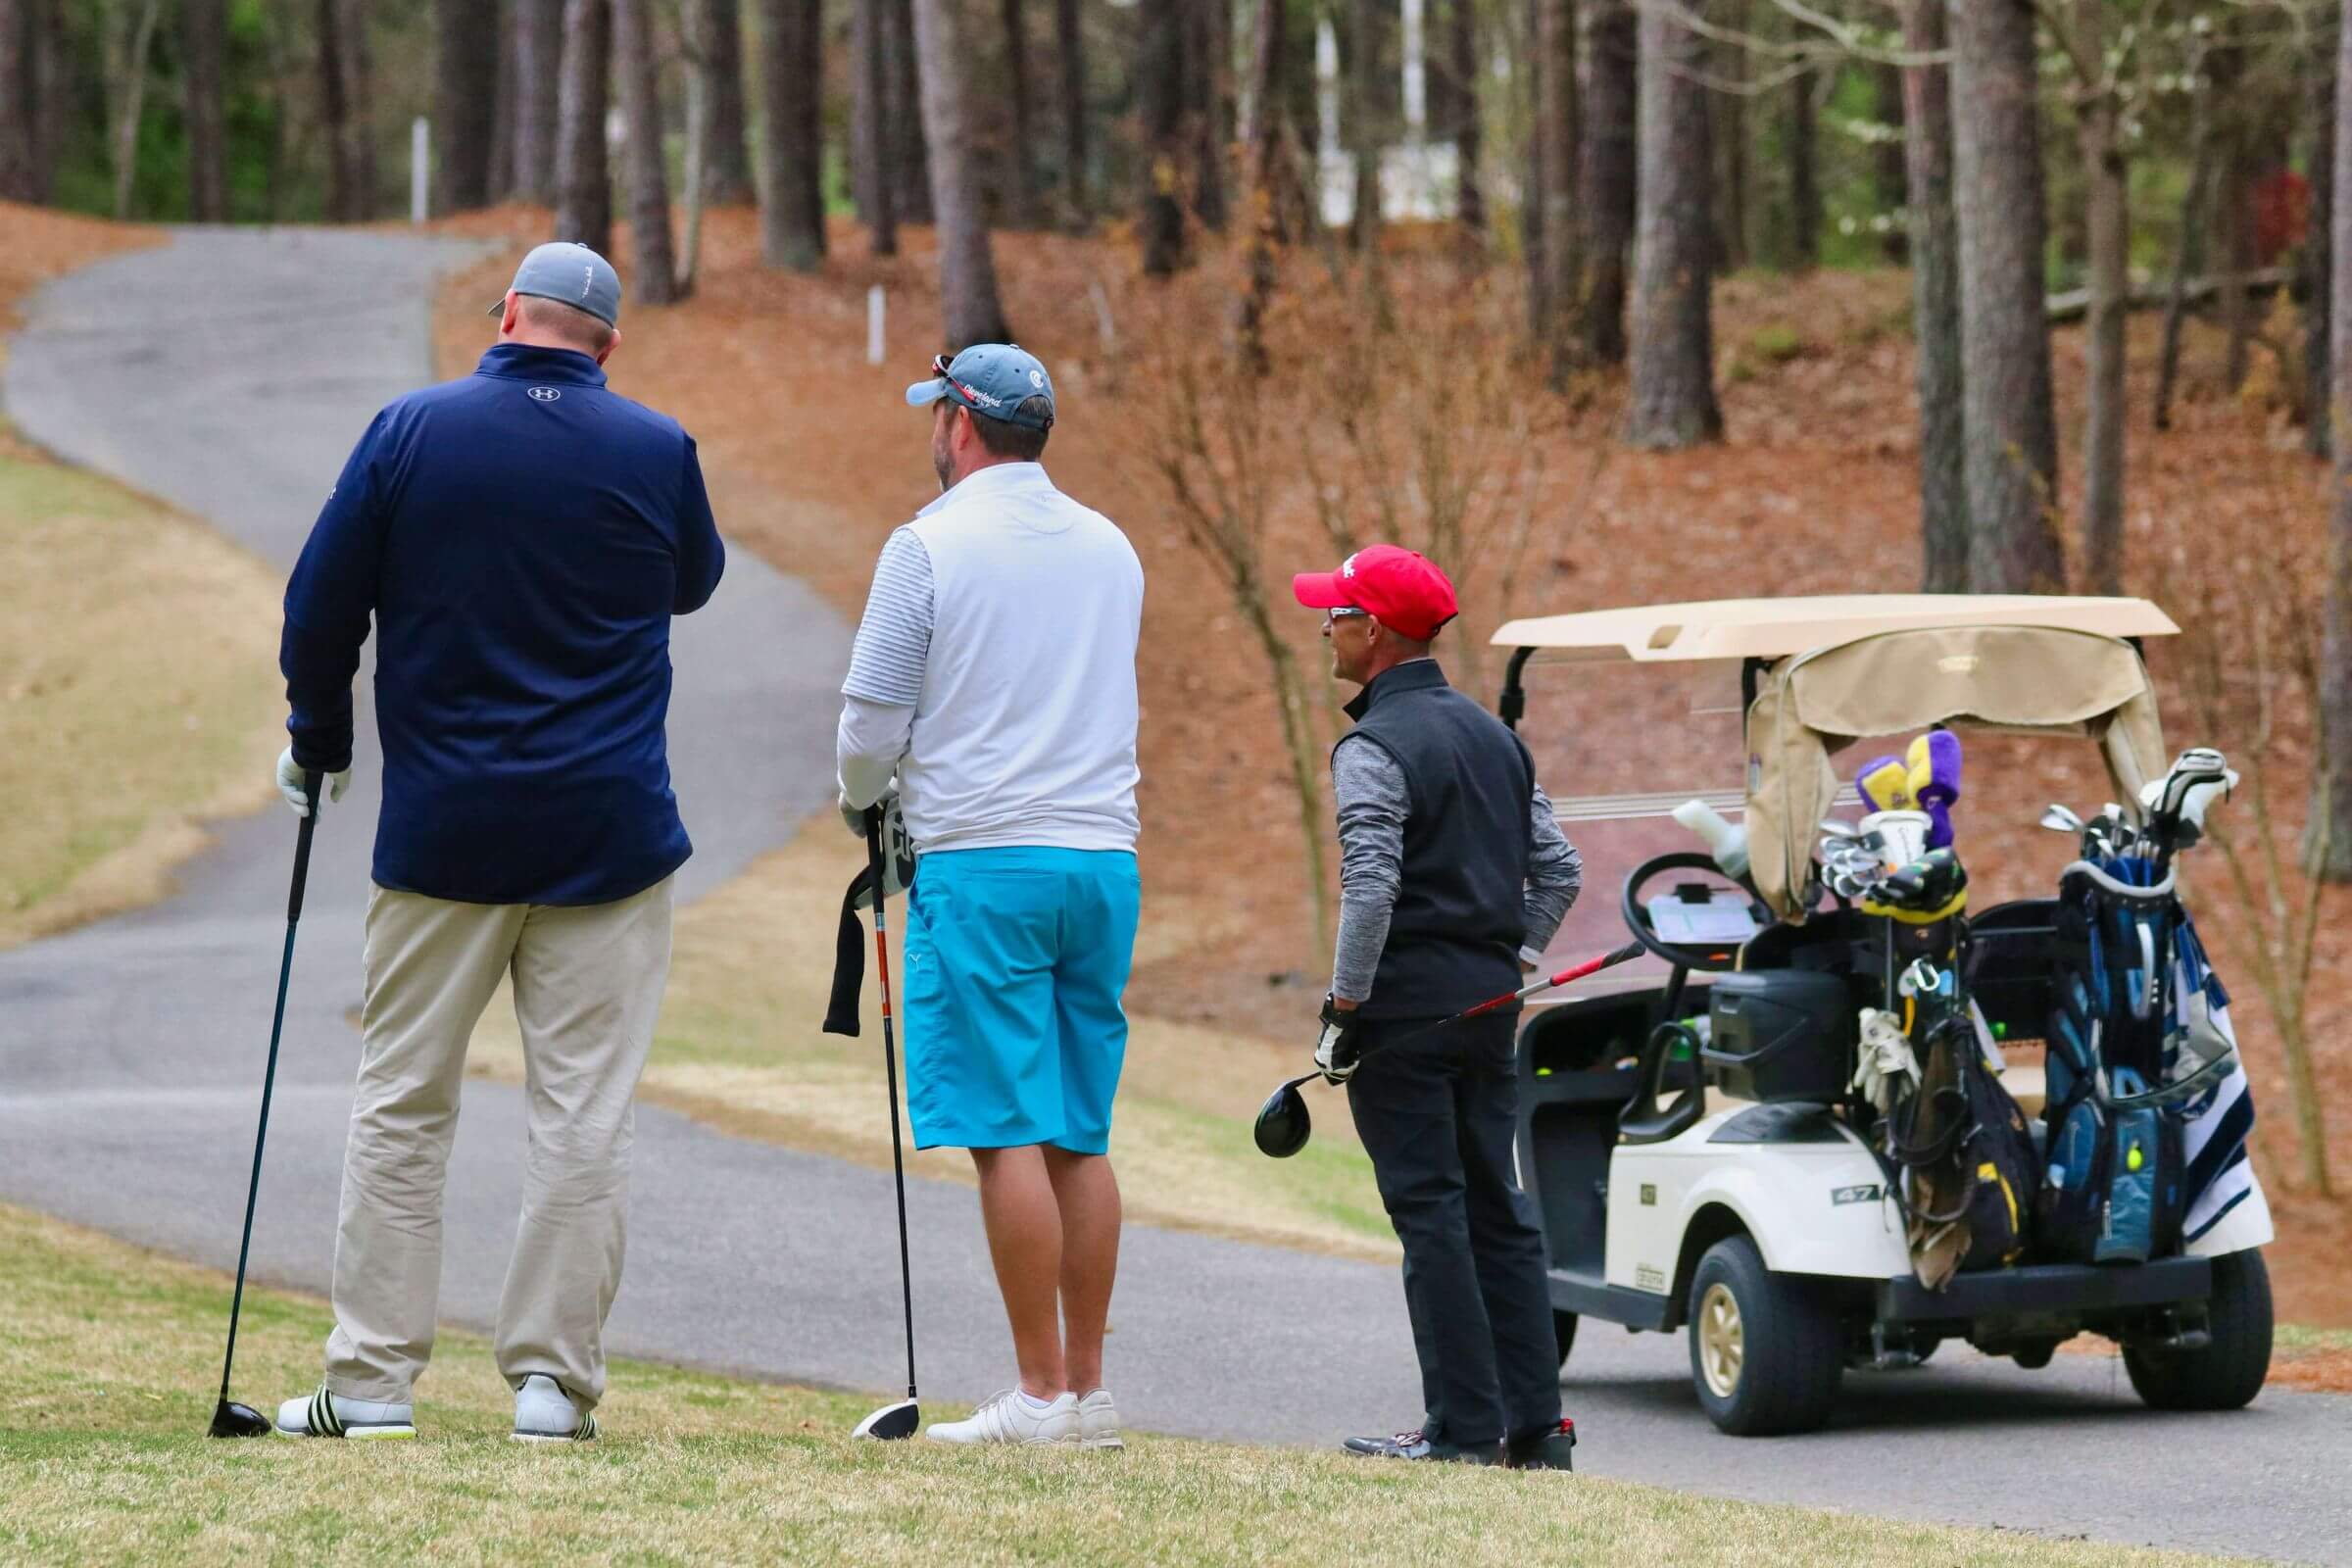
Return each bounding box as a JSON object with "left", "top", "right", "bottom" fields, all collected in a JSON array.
[{"left": 823, "top": 861, "right": 876, "bottom": 1038}]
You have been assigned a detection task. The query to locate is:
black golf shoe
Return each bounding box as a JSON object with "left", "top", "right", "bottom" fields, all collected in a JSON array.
[
  {"left": 1507, "top": 1417, "right": 1577, "bottom": 1472},
  {"left": 1342, "top": 1427, "right": 1503, "bottom": 1464}
]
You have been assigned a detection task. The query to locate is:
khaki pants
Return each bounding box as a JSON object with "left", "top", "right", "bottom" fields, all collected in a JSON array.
[{"left": 323, "top": 876, "right": 673, "bottom": 1407}]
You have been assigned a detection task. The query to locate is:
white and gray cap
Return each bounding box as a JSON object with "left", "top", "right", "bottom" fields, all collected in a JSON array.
[{"left": 487, "top": 241, "right": 622, "bottom": 327}]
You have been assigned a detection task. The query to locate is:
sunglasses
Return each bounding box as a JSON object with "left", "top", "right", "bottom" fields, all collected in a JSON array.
[
  {"left": 931, "top": 354, "right": 997, "bottom": 415},
  {"left": 1322, "top": 607, "right": 1370, "bottom": 629}
]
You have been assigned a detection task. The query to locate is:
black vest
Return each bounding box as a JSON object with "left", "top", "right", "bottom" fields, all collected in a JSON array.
[{"left": 1340, "top": 660, "right": 1535, "bottom": 1020}]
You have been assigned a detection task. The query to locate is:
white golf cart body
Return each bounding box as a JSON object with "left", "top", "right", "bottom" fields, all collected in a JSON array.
[{"left": 1493, "top": 596, "right": 2274, "bottom": 1433}]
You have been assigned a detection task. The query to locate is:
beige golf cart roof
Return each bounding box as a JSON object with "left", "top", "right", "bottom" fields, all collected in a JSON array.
[
  {"left": 1491, "top": 594, "right": 2179, "bottom": 664},
  {"left": 1493, "top": 596, "right": 2180, "bottom": 920}
]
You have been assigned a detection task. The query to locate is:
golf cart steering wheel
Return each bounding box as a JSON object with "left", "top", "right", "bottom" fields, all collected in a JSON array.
[{"left": 1620, "top": 852, "right": 1765, "bottom": 974}]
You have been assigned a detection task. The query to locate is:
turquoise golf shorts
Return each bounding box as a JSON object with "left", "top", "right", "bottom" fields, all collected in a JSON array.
[{"left": 901, "top": 847, "right": 1141, "bottom": 1154}]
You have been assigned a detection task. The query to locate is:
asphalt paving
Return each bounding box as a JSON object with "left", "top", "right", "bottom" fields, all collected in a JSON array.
[{"left": 2, "top": 227, "right": 2346, "bottom": 1565}]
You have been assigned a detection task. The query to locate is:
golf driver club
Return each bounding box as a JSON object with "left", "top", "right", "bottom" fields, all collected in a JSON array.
[
  {"left": 1255, "top": 940, "right": 1646, "bottom": 1158},
  {"left": 208, "top": 767, "right": 321, "bottom": 1440},
  {"left": 850, "top": 808, "right": 921, "bottom": 1442}
]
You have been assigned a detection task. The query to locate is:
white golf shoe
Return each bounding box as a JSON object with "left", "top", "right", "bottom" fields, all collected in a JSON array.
[
  {"left": 1075, "top": 1388, "right": 1124, "bottom": 1450},
  {"left": 924, "top": 1389, "right": 1078, "bottom": 1446},
  {"left": 273, "top": 1383, "right": 416, "bottom": 1440},
  {"left": 512, "top": 1374, "right": 601, "bottom": 1443}
]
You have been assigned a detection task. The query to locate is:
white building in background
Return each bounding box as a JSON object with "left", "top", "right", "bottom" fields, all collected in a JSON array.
[{"left": 1314, "top": 0, "right": 1467, "bottom": 227}]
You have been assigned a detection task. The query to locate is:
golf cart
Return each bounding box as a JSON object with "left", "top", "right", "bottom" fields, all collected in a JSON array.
[{"left": 1495, "top": 596, "right": 2275, "bottom": 1436}]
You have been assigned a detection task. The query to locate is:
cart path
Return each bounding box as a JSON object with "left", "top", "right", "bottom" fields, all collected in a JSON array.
[{"left": 2, "top": 228, "right": 2346, "bottom": 1565}]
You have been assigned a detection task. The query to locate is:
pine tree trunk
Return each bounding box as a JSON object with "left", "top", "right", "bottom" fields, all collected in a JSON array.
[
  {"left": 890, "top": 0, "right": 932, "bottom": 223},
  {"left": 1001, "top": 0, "right": 1038, "bottom": 226},
  {"left": 1874, "top": 61, "right": 1908, "bottom": 262},
  {"left": 23, "top": 0, "right": 61, "bottom": 202},
  {"left": 1903, "top": 0, "right": 1967, "bottom": 593},
  {"left": 341, "top": 0, "right": 377, "bottom": 217},
  {"left": 1139, "top": 0, "right": 1187, "bottom": 273},
  {"left": 317, "top": 0, "right": 354, "bottom": 219},
  {"left": 1187, "top": 0, "right": 1231, "bottom": 231},
  {"left": 1523, "top": 0, "right": 1546, "bottom": 334},
  {"left": 1448, "top": 0, "right": 1482, "bottom": 232},
  {"left": 433, "top": 0, "right": 502, "bottom": 215},
  {"left": 513, "top": 0, "right": 564, "bottom": 204},
  {"left": 1237, "top": 0, "right": 1291, "bottom": 370},
  {"left": 853, "top": 0, "right": 898, "bottom": 254},
  {"left": 1577, "top": 0, "right": 1636, "bottom": 365},
  {"left": 1348, "top": 0, "right": 1386, "bottom": 250},
  {"left": 1626, "top": 0, "right": 1722, "bottom": 449},
  {"left": 913, "top": 0, "right": 1011, "bottom": 344},
  {"left": 489, "top": 13, "right": 518, "bottom": 200},
  {"left": 2314, "top": 13, "right": 2352, "bottom": 882},
  {"left": 1712, "top": 0, "right": 1746, "bottom": 271},
  {"left": 756, "top": 0, "right": 825, "bottom": 270},
  {"left": 1533, "top": 0, "right": 1577, "bottom": 379},
  {"left": 1950, "top": 0, "right": 2063, "bottom": 592},
  {"left": 183, "top": 0, "right": 230, "bottom": 220},
  {"left": 692, "top": 0, "right": 755, "bottom": 203},
  {"left": 0, "top": 0, "right": 40, "bottom": 203},
  {"left": 112, "top": 0, "right": 164, "bottom": 220},
  {"left": 1056, "top": 0, "right": 1086, "bottom": 221},
  {"left": 553, "top": 0, "right": 612, "bottom": 252},
  {"left": 2076, "top": 0, "right": 2128, "bottom": 597},
  {"left": 612, "top": 0, "right": 678, "bottom": 301},
  {"left": 2309, "top": 22, "right": 2336, "bottom": 462},
  {"left": 1788, "top": 65, "right": 1820, "bottom": 270},
  {"left": 2155, "top": 44, "right": 2220, "bottom": 433}
]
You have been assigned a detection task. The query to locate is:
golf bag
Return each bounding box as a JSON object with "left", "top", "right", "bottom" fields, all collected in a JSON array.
[
  {"left": 1886, "top": 1009, "right": 2040, "bottom": 1289},
  {"left": 2039, "top": 859, "right": 2246, "bottom": 1263}
]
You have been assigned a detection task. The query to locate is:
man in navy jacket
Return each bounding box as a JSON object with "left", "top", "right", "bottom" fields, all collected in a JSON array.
[{"left": 270, "top": 243, "right": 723, "bottom": 1445}]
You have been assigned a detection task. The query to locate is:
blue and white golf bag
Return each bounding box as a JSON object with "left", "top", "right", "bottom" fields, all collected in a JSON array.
[{"left": 2041, "top": 858, "right": 2255, "bottom": 1264}]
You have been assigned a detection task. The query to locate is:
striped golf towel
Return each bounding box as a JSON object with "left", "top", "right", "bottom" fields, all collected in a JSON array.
[{"left": 2171, "top": 915, "right": 2255, "bottom": 1241}]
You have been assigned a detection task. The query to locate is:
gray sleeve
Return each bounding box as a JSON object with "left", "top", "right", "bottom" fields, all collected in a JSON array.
[
  {"left": 1520, "top": 782, "right": 1584, "bottom": 957},
  {"left": 1331, "top": 736, "right": 1409, "bottom": 1004},
  {"left": 842, "top": 528, "right": 933, "bottom": 706}
]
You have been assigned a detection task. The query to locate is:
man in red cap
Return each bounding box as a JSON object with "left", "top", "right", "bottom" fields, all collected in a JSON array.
[{"left": 1292, "top": 545, "right": 1584, "bottom": 1471}]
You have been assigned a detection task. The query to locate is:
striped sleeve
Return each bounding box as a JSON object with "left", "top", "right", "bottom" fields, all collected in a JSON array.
[{"left": 842, "top": 527, "right": 934, "bottom": 706}]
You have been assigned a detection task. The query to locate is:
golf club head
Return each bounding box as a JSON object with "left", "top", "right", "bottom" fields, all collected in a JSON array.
[
  {"left": 1253, "top": 1077, "right": 1314, "bottom": 1158},
  {"left": 209, "top": 1398, "right": 272, "bottom": 1439},
  {"left": 2040, "top": 804, "right": 2082, "bottom": 834},
  {"left": 852, "top": 1398, "right": 921, "bottom": 1441}
]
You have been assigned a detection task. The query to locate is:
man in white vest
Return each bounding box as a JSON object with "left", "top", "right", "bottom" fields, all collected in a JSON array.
[{"left": 837, "top": 344, "right": 1145, "bottom": 1448}]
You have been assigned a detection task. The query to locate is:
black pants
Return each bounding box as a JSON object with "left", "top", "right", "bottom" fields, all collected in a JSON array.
[{"left": 1347, "top": 1012, "right": 1561, "bottom": 1446}]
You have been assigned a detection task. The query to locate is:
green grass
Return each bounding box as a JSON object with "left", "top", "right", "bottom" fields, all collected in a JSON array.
[{"left": 0, "top": 1204, "right": 2246, "bottom": 1568}]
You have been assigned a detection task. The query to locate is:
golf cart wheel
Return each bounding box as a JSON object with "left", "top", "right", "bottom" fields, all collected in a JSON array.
[
  {"left": 1554, "top": 1309, "right": 1580, "bottom": 1366},
  {"left": 2125, "top": 1250, "right": 2273, "bottom": 1412},
  {"left": 1687, "top": 1236, "right": 1843, "bottom": 1436}
]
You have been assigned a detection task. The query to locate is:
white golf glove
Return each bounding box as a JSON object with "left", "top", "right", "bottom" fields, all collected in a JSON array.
[
  {"left": 275, "top": 746, "right": 351, "bottom": 817},
  {"left": 840, "top": 787, "right": 900, "bottom": 838}
]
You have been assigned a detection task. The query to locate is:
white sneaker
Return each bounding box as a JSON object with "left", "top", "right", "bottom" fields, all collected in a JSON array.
[
  {"left": 273, "top": 1383, "right": 415, "bottom": 1440},
  {"left": 1076, "top": 1388, "right": 1125, "bottom": 1451},
  {"left": 924, "top": 1389, "right": 1078, "bottom": 1446},
  {"left": 512, "top": 1374, "right": 601, "bottom": 1443}
]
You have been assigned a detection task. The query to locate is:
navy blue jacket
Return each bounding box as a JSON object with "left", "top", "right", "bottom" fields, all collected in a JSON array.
[{"left": 281, "top": 343, "right": 725, "bottom": 906}]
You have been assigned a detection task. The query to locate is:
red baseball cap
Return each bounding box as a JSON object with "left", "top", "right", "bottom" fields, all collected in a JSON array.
[{"left": 1293, "top": 545, "right": 1459, "bottom": 641}]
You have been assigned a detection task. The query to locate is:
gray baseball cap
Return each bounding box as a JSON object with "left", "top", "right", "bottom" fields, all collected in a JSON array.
[
  {"left": 906, "top": 343, "right": 1055, "bottom": 431},
  {"left": 486, "top": 241, "right": 622, "bottom": 327}
]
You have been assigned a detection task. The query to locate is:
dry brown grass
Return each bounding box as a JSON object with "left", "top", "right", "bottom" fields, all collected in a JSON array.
[
  {"left": 0, "top": 433, "right": 282, "bottom": 949},
  {"left": 0, "top": 1202, "right": 2244, "bottom": 1568}
]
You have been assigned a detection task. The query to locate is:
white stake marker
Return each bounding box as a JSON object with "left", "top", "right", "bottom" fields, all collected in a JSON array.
[{"left": 867, "top": 285, "right": 887, "bottom": 367}]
